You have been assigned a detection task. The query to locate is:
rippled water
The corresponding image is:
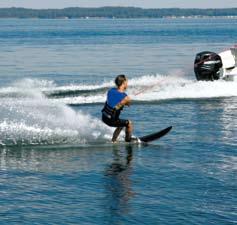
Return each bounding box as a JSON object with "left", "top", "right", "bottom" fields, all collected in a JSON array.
[{"left": 0, "top": 18, "right": 236, "bottom": 224}]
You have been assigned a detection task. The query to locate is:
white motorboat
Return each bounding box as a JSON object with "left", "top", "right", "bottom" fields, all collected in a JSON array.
[{"left": 194, "top": 46, "right": 237, "bottom": 81}]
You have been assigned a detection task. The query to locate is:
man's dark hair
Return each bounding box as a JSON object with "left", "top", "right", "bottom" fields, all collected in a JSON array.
[{"left": 115, "top": 74, "right": 127, "bottom": 87}]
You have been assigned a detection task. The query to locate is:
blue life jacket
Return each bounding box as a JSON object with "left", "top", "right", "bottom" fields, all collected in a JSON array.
[{"left": 102, "top": 88, "right": 127, "bottom": 120}]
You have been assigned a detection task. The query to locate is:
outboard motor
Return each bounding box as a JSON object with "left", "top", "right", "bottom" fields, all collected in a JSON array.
[{"left": 194, "top": 51, "right": 223, "bottom": 81}]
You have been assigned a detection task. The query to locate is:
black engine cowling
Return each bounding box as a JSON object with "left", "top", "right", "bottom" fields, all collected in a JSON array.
[{"left": 194, "top": 51, "right": 222, "bottom": 81}]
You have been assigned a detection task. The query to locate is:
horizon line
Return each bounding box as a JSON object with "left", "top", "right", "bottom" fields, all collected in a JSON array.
[{"left": 0, "top": 6, "right": 237, "bottom": 10}]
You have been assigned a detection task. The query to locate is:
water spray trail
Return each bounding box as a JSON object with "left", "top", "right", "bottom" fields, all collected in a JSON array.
[{"left": 0, "top": 79, "right": 112, "bottom": 146}]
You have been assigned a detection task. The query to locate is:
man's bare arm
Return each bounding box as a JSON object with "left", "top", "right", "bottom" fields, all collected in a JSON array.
[{"left": 115, "top": 96, "right": 131, "bottom": 110}]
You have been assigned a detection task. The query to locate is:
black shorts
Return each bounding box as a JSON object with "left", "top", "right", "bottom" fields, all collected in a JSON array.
[{"left": 102, "top": 114, "right": 129, "bottom": 128}]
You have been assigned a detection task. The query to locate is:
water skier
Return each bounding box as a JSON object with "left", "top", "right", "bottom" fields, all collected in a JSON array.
[{"left": 102, "top": 74, "right": 133, "bottom": 142}]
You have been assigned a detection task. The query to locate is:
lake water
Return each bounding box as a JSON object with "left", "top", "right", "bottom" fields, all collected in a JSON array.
[{"left": 0, "top": 18, "right": 237, "bottom": 224}]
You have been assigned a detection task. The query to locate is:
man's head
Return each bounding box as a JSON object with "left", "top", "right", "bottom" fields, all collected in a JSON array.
[{"left": 115, "top": 74, "right": 128, "bottom": 89}]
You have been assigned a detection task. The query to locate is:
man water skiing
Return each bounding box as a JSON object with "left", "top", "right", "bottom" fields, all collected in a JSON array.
[{"left": 102, "top": 74, "right": 133, "bottom": 142}]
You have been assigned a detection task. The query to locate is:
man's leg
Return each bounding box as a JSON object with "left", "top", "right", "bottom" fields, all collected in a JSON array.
[
  {"left": 125, "top": 120, "right": 133, "bottom": 142},
  {"left": 112, "top": 127, "right": 123, "bottom": 142}
]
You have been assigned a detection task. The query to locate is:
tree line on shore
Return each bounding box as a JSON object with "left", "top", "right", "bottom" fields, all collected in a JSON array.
[{"left": 0, "top": 7, "right": 237, "bottom": 19}]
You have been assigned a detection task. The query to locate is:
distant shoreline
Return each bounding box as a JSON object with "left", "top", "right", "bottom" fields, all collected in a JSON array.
[{"left": 0, "top": 7, "right": 237, "bottom": 19}]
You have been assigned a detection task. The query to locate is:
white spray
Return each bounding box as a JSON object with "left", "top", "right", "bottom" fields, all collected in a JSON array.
[{"left": 0, "top": 79, "right": 112, "bottom": 146}]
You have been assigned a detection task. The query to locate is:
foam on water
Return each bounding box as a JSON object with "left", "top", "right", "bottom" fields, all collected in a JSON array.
[
  {"left": 1, "top": 74, "right": 236, "bottom": 146},
  {"left": 132, "top": 75, "right": 237, "bottom": 102},
  {"left": 47, "top": 74, "right": 237, "bottom": 105},
  {"left": 0, "top": 79, "right": 112, "bottom": 146}
]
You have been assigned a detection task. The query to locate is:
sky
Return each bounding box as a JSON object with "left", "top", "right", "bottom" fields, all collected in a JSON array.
[{"left": 0, "top": 0, "right": 236, "bottom": 9}]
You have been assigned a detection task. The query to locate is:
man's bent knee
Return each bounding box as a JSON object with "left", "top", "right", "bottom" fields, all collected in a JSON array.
[{"left": 126, "top": 120, "right": 132, "bottom": 127}]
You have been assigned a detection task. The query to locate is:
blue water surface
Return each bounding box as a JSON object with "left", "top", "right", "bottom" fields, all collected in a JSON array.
[{"left": 0, "top": 18, "right": 236, "bottom": 224}]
